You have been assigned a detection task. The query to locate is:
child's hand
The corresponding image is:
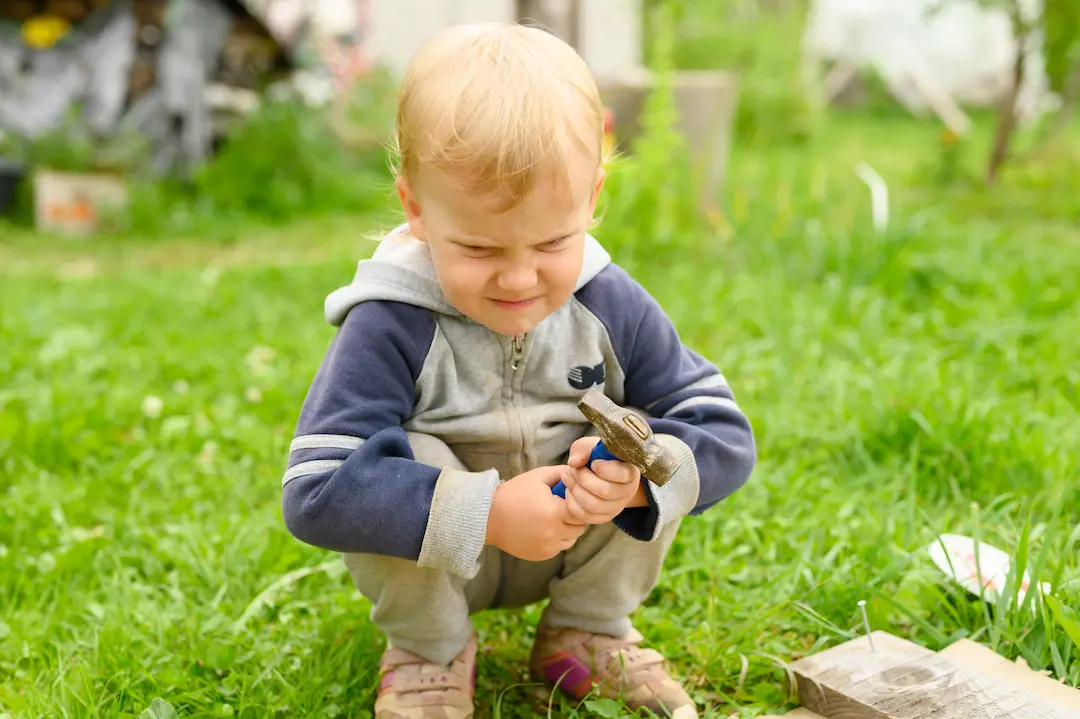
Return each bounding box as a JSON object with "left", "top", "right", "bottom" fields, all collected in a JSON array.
[
  {"left": 486, "top": 465, "right": 588, "bottom": 561},
  {"left": 563, "top": 436, "right": 647, "bottom": 524}
]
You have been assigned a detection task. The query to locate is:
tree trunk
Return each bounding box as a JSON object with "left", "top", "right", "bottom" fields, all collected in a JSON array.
[{"left": 987, "top": 13, "right": 1029, "bottom": 184}]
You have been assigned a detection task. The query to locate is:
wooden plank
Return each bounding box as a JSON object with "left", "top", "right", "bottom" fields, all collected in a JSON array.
[
  {"left": 790, "top": 630, "right": 1080, "bottom": 718},
  {"left": 942, "top": 639, "right": 1080, "bottom": 711},
  {"left": 596, "top": 69, "right": 738, "bottom": 207}
]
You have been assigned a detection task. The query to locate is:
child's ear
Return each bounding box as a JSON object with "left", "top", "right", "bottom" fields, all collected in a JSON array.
[
  {"left": 589, "top": 167, "right": 606, "bottom": 213},
  {"left": 395, "top": 175, "right": 427, "bottom": 241}
]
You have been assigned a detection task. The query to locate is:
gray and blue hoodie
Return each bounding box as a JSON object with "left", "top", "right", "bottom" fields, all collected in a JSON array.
[{"left": 281, "top": 227, "right": 756, "bottom": 580}]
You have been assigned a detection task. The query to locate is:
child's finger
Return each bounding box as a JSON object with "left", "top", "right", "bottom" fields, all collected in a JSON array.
[
  {"left": 561, "top": 509, "right": 588, "bottom": 528},
  {"left": 570, "top": 482, "right": 609, "bottom": 517},
  {"left": 564, "top": 486, "right": 589, "bottom": 521},
  {"left": 537, "top": 465, "right": 573, "bottom": 488},
  {"left": 573, "top": 468, "right": 621, "bottom": 501},
  {"left": 567, "top": 436, "right": 601, "bottom": 467},
  {"left": 589, "top": 459, "right": 640, "bottom": 485}
]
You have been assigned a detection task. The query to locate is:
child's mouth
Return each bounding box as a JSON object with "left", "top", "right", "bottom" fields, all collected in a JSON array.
[{"left": 492, "top": 297, "right": 538, "bottom": 310}]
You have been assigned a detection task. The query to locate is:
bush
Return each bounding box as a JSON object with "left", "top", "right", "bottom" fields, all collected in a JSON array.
[
  {"left": 0, "top": 71, "right": 399, "bottom": 240},
  {"left": 122, "top": 75, "right": 398, "bottom": 238},
  {"left": 1043, "top": 0, "right": 1080, "bottom": 95},
  {"left": 595, "top": 0, "right": 708, "bottom": 264},
  {"left": 646, "top": 0, "right": 819, "bottom": 145}
]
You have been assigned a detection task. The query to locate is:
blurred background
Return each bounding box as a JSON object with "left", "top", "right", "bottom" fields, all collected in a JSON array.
[
  {"left": 0, "top": 0, "right": 1076, "bottom": 237},
  {"left": 1, "top": 1, "right": 1079, "bottom": 718}
]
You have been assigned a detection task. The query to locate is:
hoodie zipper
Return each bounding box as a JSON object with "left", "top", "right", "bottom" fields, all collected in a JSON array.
[
  {"left": 492, "top": 331, "right": 527, "bottom": 611},
  {"left": 508, "top": 332, "right": 527, "bottom": 458},
  {"left": 510, "top": 333, "right": 526, "bottom": 370}
]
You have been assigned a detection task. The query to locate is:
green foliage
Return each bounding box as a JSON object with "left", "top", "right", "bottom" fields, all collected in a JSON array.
[
  {"left": 138, "top": 698, "right": 178, "bottom": 719},
  {"left": 0, "top": 73, "right": 399, "bottom": 239},
  {"left": 180, "top": 102, "right": 380, "bottom": 220},
  {"left": 0, "top": 106, "right": 152, "bottom": 175},
  {"left": 645, "top": 0, "right": 819, "bottom": 145},
  {"left": 1043, "top": 0, "right": 1080, "bottom": 94},
  {"left": 122, "top": 91, "right": 394, "bottom": 238},
  {"left": 596, "top": 0, "right": 706, "bottom": 261}
]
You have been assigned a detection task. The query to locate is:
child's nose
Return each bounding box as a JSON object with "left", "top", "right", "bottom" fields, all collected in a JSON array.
[{"left": 497, "top": 266, "right": 538, "bottom": 292}]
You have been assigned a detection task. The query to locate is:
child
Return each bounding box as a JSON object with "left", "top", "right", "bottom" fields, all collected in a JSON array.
[{"left": 281, "top": 22, "right": 756, "bottom": 719}]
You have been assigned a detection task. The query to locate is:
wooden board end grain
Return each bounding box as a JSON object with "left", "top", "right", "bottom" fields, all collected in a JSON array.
[
  {"left": 790, "top": 630, "right": 1080, "bottom": 719},
  {"left": 941, "top": 638, "right": 1080, "bottom": 711}
]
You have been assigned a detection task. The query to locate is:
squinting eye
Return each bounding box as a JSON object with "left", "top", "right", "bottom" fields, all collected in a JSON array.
[{"left": 542, "top": 236, "right": 570, "bottom": 250}]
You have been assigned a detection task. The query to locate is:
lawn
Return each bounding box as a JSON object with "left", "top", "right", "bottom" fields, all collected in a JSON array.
[{"left": 3, "top": 90, "right": 1080, "bottom": 719}]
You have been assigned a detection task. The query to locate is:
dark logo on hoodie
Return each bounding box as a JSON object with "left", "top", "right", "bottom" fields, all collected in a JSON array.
[{"left": 568, "top": 361, "right": 605, "bottom": 390}]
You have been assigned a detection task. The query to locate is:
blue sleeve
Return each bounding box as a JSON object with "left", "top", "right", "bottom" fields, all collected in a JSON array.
[
  {"left": 281, "top": 300, "right": 439, "bottom": 559},
  {"left": 575, "top": 264, "right": 757, "bottom": 541}
]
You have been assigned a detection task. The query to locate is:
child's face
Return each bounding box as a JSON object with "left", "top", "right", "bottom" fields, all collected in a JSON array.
[{"left": 397, "top": 148, "right": 605, "bottom": 337}]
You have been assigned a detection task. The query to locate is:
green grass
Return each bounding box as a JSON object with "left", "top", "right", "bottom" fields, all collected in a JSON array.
[{"left": 4, "top": 101, "right": 1080, "bottom": 719}]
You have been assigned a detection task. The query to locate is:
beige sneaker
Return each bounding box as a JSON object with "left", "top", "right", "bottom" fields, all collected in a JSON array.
[
  {"left": 374, "top": 633, "right": 477, "bottom": 719},
  {"left": 529, "top": 625, "right": 698, "bottom": 718}
]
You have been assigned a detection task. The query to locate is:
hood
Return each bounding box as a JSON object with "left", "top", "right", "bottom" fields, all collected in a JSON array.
[{"left": 324, "top": 224, "right": 613, "bottom": 326}]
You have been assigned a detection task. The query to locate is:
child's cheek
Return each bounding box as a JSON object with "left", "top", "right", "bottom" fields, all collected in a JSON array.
[{"left": 453, "top": 260, "right": 488, "bottom": 296}]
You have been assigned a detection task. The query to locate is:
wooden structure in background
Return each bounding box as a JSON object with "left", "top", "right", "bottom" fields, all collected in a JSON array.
[
  {"left": 362, "top": 0, "right": 738, "bottom": 207},
  {"left": 516, "top": 0, "right": 737, "bottom": 208},
  {"left": 0, "top": 0, "right": 288, "bottom": 100},
  {"left": 763, "top": 631, "right": 1080, "bottom": 719},
  {"left": 596, "top": 69, "right": 738, "bottom": 211}
]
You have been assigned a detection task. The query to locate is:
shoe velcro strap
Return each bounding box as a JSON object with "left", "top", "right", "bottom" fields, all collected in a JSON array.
[
  {"left": 605, "top": 647, "right": 665, "bottom": 673},
  {"left": 394, "top": 672, "right": 467, "bottom": 693}
]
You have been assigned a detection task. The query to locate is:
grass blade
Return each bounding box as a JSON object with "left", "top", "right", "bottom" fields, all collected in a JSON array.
[{"left": 1046, "top": 595, "right": 1080, "bottom": 652}]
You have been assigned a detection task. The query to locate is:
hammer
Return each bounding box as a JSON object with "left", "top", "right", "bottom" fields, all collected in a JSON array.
[{"left": 552, "top": 388, "right": 681, "bottom": 498}]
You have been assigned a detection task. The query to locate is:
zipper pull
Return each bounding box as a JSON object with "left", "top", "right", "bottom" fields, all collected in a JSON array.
[{"left": 510, "top": 333, "right": 526, "bottom": 370}]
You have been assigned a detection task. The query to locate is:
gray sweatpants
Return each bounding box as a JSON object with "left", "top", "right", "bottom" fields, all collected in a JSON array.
[{"left": 342, "top": 432, "right": 682, "bottom": 665}]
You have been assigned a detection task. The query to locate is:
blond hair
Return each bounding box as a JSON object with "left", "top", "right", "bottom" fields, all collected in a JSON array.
[{"left": 393, "top": 22, "right": 605, "bottom": 211}]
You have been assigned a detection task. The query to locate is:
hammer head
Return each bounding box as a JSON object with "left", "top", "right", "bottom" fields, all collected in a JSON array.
[{"left": 577, "top": 388, "right": 681, "bottom": 486}]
